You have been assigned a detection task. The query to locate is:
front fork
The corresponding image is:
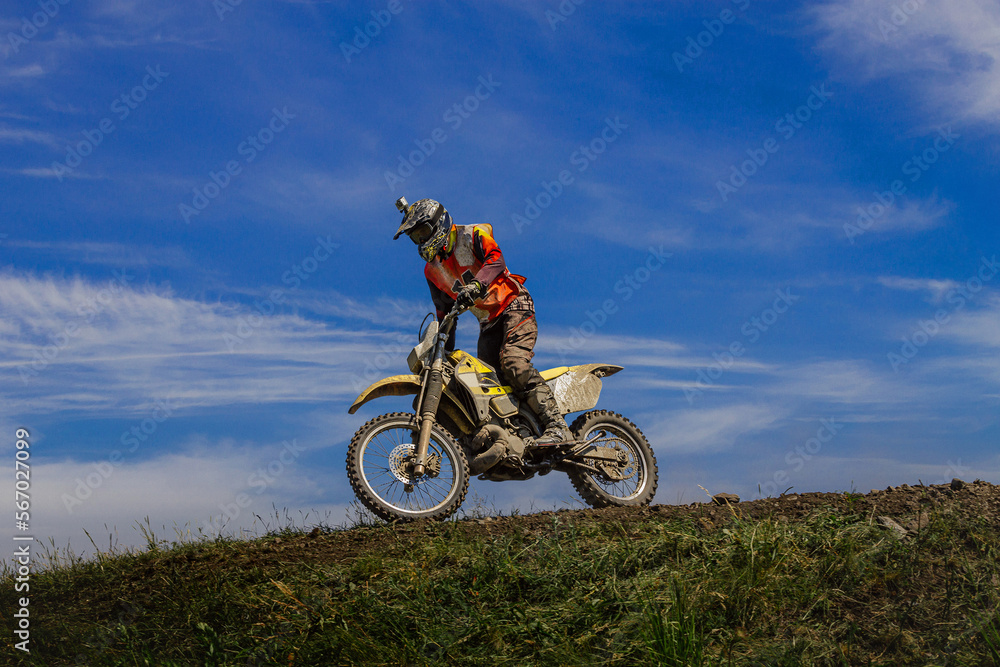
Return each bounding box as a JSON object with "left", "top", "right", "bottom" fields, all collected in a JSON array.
[{"left": 412, "top": 342, "right": 447, "bottom": 477}]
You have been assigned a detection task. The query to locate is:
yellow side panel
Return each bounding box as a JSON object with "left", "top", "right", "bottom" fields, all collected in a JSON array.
[
  {"left": 447, "top": 349, "right": 496, "bottom": 374},
  {"left": 540, "top": 366, "right": 571, "bottom": 381}
]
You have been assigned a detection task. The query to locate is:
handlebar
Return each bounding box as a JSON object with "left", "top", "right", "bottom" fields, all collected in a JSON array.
[{"left": 439, "top": 300, "right": 469, "bottom": 332}]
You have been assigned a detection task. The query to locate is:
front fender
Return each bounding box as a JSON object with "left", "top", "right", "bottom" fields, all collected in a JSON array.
[
  {"left": 347, "top": 375, "right": 478, "bottom": 435},
  {"left": 348, "top": 375, "right": 422, "bottom": 414}
]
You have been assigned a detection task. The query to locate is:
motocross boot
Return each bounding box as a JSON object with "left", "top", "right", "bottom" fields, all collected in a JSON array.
[{"left": 524, "top": 382, "right": 572, "bottom": 446}]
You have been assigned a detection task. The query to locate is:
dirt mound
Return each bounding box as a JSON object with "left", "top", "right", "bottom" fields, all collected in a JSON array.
[{"left": 215, "top": 478, "right": 1000, "bottom": 568}]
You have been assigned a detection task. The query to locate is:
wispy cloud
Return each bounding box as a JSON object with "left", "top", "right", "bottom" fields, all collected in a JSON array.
[
  {"left": 5, "top": 166, "right": 105, "bottom": 179},
  {"left": 811, "top": 0, "right": 1000, "bottom": 126},
  {"left": 0, "top": 125, "right": 59, "bottom": 147},
  {"left": 874, "top": 194, "right": 954, "bottom": 232},
  {"left": 643, "top": 403, "right": 786, "bottom": 454},
  {"left": 0, "top": 272, "right": 415, "bottom": 416},
  {"left": 767, "top": 359, "right": 919, "bottom": 406},
  {"left": 8, "top": 435, "right": 336, "bottom": 557},
  {"left": 942, "top": 295, "right": 1000, "bottom": 349},
  {"left": 877, "top": 275, "right": 961, "bottom": 303},
  {"left": 2, "top": 240, "right": 192, "bottom": 270},
  {"left": 1, "top": 64, "right": 46, "bottom": 78}
]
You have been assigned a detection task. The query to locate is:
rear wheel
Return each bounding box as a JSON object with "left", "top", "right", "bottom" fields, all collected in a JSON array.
[
  {"left": 347, "top": 412, "right": 469, "bottom": 522},
  {"left": 567, "top": 410, "right": 658, "bottom": 508}
]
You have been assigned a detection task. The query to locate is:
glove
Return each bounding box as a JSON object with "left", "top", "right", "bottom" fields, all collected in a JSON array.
[{"left": 456, "top": 281, "right": 485, "bottom": 309}]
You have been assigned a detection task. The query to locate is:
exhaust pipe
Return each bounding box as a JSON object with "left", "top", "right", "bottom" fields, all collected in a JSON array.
[{"left": 470, "top": 424, "right": 527, "bottom": 475}]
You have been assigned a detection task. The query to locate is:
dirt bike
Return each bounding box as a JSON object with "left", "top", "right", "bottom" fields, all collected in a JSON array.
[{"left": 346, "top": 300, "right": 658, "bottom": 522}]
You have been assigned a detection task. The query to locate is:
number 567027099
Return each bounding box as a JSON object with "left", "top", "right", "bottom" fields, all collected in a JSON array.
[{"left": 15, "top": 428, "right": 30, "bottom": 529}]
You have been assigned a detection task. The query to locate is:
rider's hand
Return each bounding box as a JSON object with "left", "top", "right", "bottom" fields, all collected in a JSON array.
[{"left": 456, "top": 281, "right": 484, "bottom": 309}]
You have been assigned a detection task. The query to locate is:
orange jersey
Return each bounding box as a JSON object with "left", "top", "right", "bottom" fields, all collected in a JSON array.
[{"left": 425, "top": 224, "right": 526, "bottom": 323}]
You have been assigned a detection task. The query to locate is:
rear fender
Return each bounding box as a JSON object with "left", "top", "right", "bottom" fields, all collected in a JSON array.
[{"left": 548, "top": 364, "right": 623, "bottom": 415}]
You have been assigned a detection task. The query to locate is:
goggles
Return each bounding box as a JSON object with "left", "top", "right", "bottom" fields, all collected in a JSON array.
[{"left": 408, "top": 223, "right": 434, "bottom": 245}]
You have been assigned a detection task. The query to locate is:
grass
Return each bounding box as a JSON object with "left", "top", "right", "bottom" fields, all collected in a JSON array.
[{"left": 2, "top": 504, "right": 999, "bottom": 665}]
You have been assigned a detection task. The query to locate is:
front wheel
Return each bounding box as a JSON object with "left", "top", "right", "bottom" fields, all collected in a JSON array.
[
  {"left": 567, "top": 410, "right": 658, "bottom": 508},
  {"left": 347, "top": 412, "right": 469, "bottom": 522}
]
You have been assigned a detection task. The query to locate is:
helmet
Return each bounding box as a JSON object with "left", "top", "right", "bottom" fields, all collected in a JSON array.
[{"left": 393, "top": 198, "right": 453, "bottom": 262}]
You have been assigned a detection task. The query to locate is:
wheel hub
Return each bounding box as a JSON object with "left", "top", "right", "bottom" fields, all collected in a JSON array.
[
  {"left": 388, "top": 444, "right": 442, "bottom": 485},
  {"left": 597, "top": 444, "right": 636, "bottom": 482}
]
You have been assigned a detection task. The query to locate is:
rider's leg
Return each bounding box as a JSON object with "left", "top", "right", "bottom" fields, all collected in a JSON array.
[
  {"left": 477, "top": 318, "right": 503, "bottom": 371},
  {"left": 495, "top": 310, "right": 571, "bottom": 445}
]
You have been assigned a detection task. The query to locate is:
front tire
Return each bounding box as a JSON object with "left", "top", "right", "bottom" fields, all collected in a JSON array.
[
  {"left": 347, "top": 412, "right": 469, "bottom": 522},
  {"left": 567, "top": 410, "right": 658, "bottom": 508}
]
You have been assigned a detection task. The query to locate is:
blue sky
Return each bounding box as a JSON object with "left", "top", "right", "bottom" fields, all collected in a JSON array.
[{"left": 2, "top": 0, "right": 999, "bottom": 556}]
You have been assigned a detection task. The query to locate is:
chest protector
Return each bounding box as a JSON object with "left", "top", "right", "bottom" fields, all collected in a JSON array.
[{"left": 425, "top": 224, "right": 525, "bottom": 323}]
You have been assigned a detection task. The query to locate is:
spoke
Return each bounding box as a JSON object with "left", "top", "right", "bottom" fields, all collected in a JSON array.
[
  {"left": 358, "top": 418, "right": 462, "bottom": 515},
  {"left": 584, "top": 424, "right": 644, "bottom": 499}
]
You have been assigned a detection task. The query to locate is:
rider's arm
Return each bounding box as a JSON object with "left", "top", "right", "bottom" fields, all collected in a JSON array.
[
  {"left": 426, "top": 275, "right": 457, "bottom": 351},
  {"left": 472, "top": 227, "right": 507, "bottom": 288}
]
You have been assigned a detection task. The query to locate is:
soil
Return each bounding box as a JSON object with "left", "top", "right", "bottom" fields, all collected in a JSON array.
[{"left": 173, "top": 478, "right": 1000, "bottom": 569}]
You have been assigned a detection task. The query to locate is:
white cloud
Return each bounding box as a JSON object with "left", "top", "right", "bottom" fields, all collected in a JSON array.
[
  {"left": 873, "top": 194, "right": 954, "bottom": 232},
  {"left": 878, "top": 275, "right": 961, "bottom": 302},
  {"left": 929, "top": 297, "right": 1000, "bottom": 385},
  {"left": 1, "top": 64, "right": 46, "bottom": 78},
  {"left": 643, "top": 403, "right": 785, "bottom": 454},
  {"left": 3, "top": 436, "right": 344, "bottom": 560},
  {"left": 0, "top": 272, "right": 418, "bottom": 416},
  {"left": 0, "top": 125, "right": 58, "bottom": 147},
  {"left": 537, "top": 331, "right": 689, "bottom": 365},
  {"left": 258, "top": 169, "right": 400, "bottom": 216},
  {"left": 4, "top": 167, "right": 105, "bottom": 180},
  {"left": 944, "top": 295, "right": 1000, "bottom": 348},
  {"left": 2, "top": 240, "right": 192, "bottom": 269},
  {"left": 811, "top": 0, "right": 1000, "bottom": 127},
  {"left": 767, "top": 359, "right": 920, "bottom": 405}
]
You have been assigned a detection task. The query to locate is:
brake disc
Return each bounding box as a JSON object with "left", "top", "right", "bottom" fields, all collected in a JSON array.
[
  {"left": 388, "top": 444, "right": 416, "bottom": 483},
  {"left": 388, "top": 444, "right": 442, "bottom": 485}
]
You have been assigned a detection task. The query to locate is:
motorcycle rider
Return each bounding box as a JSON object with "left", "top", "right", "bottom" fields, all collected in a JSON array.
[{"left": 393, "top": 197, "right": 572, "bottom": 446}]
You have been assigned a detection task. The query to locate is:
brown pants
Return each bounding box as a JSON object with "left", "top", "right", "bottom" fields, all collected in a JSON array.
[{"left": 477, "top": 294, "right": 564, "bottom": 430}]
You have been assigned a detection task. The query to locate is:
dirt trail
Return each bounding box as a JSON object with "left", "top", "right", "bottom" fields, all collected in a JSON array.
[{"left": 175, "top": 479, "right": 999, "bottom": 570}]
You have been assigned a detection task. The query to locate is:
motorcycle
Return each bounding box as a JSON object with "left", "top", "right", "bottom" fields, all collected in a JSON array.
[{"left": 346, "top": 301, "right": 658, "bottom": 522}]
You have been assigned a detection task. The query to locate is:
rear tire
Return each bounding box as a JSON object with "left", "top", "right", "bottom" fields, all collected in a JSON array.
[
  {"left": 347, "top": 412, "right": 469, "bottom": 522},
  {"left": 567, "top": 410, "right": 658, "bottom": 508}
]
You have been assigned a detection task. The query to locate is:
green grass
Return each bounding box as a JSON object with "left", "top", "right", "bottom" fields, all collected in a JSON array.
[{"left": 3, "top": 506, "right": 999, "bottom": 665}]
